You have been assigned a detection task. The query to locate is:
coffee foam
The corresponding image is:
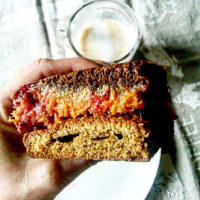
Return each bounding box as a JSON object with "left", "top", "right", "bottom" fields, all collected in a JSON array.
[{"left": 78, "top": 19, "right": 135, "bottom": 62}]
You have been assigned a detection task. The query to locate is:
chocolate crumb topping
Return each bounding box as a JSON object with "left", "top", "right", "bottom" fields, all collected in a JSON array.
[{"left": 34, "top": 60, "right": 166, "bottom": 94}]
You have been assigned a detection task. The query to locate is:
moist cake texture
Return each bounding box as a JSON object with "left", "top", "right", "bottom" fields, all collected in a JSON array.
[{"left": 24, "top": 115, "right": 150, "bottom": 161}]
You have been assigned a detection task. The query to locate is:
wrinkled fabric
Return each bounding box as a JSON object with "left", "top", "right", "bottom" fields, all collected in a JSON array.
[{"left": 0, "top": 0, "right": 199, "bottom": 199}]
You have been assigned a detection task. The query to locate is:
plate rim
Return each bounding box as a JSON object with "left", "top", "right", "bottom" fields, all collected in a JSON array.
[
  {"left": 144, "top": 148, "right": 162, "bottom": 199},
  {"left": 55, "top": 148, "right": 162, "bottom": 200}
]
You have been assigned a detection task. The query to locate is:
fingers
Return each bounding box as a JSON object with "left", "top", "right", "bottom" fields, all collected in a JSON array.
[
  {"left": 22, "top": 159, "right": 96, "bottom": 200},
  {"left": 58, "top": 160, "right": 96, "bottom": 174},
  {"left": 51, "top": 159, "right": 96, "bottom": 190},
  {"left": 26, "top": 57, "right": 100, "bottom": 83}
]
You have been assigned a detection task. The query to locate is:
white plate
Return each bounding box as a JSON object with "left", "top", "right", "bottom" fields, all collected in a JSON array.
[{"left": 55, "top": 149, "right": 161, "bottom": 200}]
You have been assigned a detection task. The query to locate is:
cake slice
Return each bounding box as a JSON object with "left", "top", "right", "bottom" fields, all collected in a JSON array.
[{"left": 9, "top": 60, "right": 171, "bottom": 161}]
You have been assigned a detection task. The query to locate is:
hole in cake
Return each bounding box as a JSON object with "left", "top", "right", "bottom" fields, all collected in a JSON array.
[
  {"left": 115, "top": 133, "right": 123, "bottom": 139},
  {"left": 93, "top": 136, "right": 109, "bottom": 140},
  {"left": 52, "top": 134, "right": 79, "bottom": 143},
  {"left": 52, "top": 138, "right": 56, "bottom": 142}
]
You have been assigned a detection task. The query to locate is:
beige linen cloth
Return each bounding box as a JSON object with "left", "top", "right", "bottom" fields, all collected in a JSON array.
[{"left": 0, "top": 0, "right": 200, "bottom": 199}]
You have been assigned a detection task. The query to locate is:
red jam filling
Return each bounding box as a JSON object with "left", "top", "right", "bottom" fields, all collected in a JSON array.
[{"left": 10, "top": 85, "right": 145, "bottom": 134}]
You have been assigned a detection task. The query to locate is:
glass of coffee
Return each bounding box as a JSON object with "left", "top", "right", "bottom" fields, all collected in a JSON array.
[{"left": 67, "top": 0, "right": 141, "bottom": 63}]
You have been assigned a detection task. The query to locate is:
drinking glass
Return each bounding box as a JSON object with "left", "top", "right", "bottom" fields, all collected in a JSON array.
[{"left": 67, "top": 0, "right": 141, "bottom": 63}]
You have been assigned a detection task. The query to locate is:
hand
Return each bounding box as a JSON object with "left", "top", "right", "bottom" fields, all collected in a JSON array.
[{"left": 0, "top": 58, "right": 100, "bottom": 200}]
